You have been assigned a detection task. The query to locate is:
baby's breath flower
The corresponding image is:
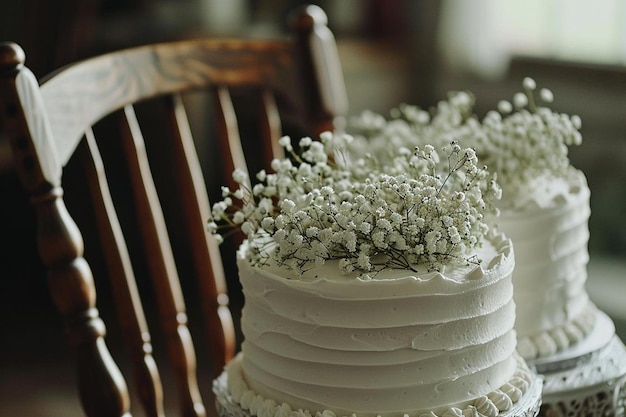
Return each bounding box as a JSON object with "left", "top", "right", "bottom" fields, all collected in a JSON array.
[
  {"left": 232, "top": 169, "right": 248, "bottom": 185},
  {"left": 451, "top": 91, "right": 472, "bottom": 108},
  {"left": 207, "top": 221, "right": 218, "bottom": 233},
  {"left": 233, "top": 189, "right": 244, "bottom": 200},
  {"left": 497, "top": 100, "right": 513, "bottom": 114},
  {"left": 280, "top": 199, "right": 296, "bottom": 214},
  {"left": 209, "top": 128, "right": 500, "bottom": 274},
  {"left": 372, "top": 231, "right": 387, "bottom": 249},
  {"left": 377, "top": 218, "right": 392, "bottom": 231},
  {"left": 353, "top": 78, "right": 582, "bottom": 208},
  {"left": 359, "top": 222, "right": 372, "bottom": 234},
  {"left": 523, "top": 77, "right": 537, "bottom": 91},
  {"left": 278, "top": 135, "right": 293, "bottom": 152},
  {"left": 299, "top": 137, "right": 313, "bottom": 148},
  {"left": 261, "top": 217, "right": 275, "bottom": 231},
  {"left": 357, "top": 252, "right": 371, "bottom": 271},
  {"left": 233, "top": 211, "right": 245, "bottom": 224},
  {"left": 540, "top": 88, "right": 554, "bottom": 103},
  {"left": 513, "top": 92, "right": 528, "bottom": 109},
  {"left": 475, "top": 79, "right": 583, "bottom": 203},
  {"left": 241, "top": 221, "right": 255, "bottom": 237},
  {"left": 305, "top": 226, "right": 319, "bottom": 237},
  {"left": 212, "top": 201, "right": 228, "bottom": 218}
]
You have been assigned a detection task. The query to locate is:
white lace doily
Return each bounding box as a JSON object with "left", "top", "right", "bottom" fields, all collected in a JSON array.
[{"left": 527, "top": 310, "right": 626, "bottom": 417}]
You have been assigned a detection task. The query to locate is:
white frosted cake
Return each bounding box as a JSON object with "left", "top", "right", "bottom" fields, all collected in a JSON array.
[
  {"left": 495, "top": 171, "right": 596, "bottom": 360},
  {"left": 338, "top": 79, "right": 626, "bottom": 414},
  {"left": 219, "top": 232, "right": 538, "bottom": 417},
  {"left": 472, "top": 79, "right": 598, "bottom": 361},
  {"left": 348, "top": 78, "right": 597, "bottom": 362},
  {"left": 210, "top": 133, "right": 541, "bottom": 417}
]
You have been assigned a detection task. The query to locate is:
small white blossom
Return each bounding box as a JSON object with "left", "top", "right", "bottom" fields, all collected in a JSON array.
[
  {"left": 207, "top": 221, "right": 218, "bottom": 233},
  {"left": 497, "top": 100, "right": 513, "bottom": 114},
  {"left": 372, "top": 231, "right": 387, "bottom": 249},
  {"left": 280, "top": 199, "right": 296, "bottom": 214},
  {"left": 359, "top": 222, "right": 372, "bottom": 234},
  {"left": 278, "top": 135, "right": 293, "bottom": 152},
  {"left": 233, "top": 189, "right": 244, "bottom": 199},
  {"left": 274, "top": 215, "right": 286, "bottom": 229},
  {"left": 261, "top": 217, "right": 275, "bottom": 231},
  {"left": 523, "top": 77, "right": 536, "bottom": 90},
  {"left": 232, "top": 169, "right": 248, "bottom": 185},
  {"left": 451, "top": 91, "right": 472, "bottom": 108},
  {"left": 299, "top": 137, "right": 313, "bottom": 148},
  {"left": 210, "top": 121, "right": 501, "bottom": 273},
  {"left": 357, "top": 252, "right": 371, "bottom": 271},
  {"left": 513, "top": 92, "right": 528, "bottom": 109},
  {"left": 341, "top": 78, "right": 579, "bottom": 209},
  {"left": 540, "top": 88, "right": 554, "bottom": 103},
  {"left": 211, "top": 201, "right": 228, "bottom": 218},
  {"left": 241, "top": 221, "right": 255, "bottom": 236},
  {"left": 377, "top": 218, "right": 392, "bottom": 231},
  {"left": 233, "top": 211, "right": 245, "bottom": 224}
]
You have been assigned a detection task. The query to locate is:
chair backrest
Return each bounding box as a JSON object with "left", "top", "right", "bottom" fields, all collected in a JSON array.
[{"left": 0, "top": 5, "right": 347, "bottom": 417}]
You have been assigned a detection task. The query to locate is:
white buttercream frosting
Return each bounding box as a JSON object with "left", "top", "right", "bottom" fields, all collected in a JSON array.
[
  {"left": 495, "top": 169, "right": 597, "bottom": 360},
  {"left": 226, "top": 350, "right": 535, "bottom": 417},
  {"left": 230, "top": 231, "right": 534, "bottom": 416}
]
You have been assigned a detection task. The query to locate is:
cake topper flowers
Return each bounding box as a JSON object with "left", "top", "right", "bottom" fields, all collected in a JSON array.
[
  {"left": 349, "top": 77, "right": 583, "bottom": 208},
  {"left": 208, "top": 131, "right": 501, "bottom": 275},
  {"left": 474, "top": 77, "right": 582, "bottom": 205}
]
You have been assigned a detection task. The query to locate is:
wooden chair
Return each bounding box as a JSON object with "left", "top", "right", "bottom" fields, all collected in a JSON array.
[{"left": 0, "top": 4, "right": 347, "bottom": 417}]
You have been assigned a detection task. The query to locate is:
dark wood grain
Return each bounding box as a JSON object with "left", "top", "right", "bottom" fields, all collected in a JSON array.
[
  {"left": 0, "top": 42, "right": 131, "bottom": 417},
  {"left": 164, "top": 93, "right": 236, "bottom": 367},
  {"left": 213, "top": 85, "right": 250, "bottom": 192},
  {"left": 80, "top": 129, "right": 165, "bottom": 417},
  {"left": 41, "top": 40, "right": 300, "bottom": 167},
  {"left": 118, "top": 104, "right": 205, "bottom": 417},
  {"left": 0, "top": 4, "right": 348, "bottom": 416}
]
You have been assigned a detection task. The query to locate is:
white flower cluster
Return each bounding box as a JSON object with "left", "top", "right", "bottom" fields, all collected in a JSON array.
[
  {"left": 476, "top": 78, "right": 582, "bottom": 201},
  {"left": 208, "top": 131, "right": 500, "bottom": 274},
  {"left": 349, "top": 78, "right": 582, "bottom": 205},
  {"left": 349, "top": 91, "right": 478, "bottom": 165}
]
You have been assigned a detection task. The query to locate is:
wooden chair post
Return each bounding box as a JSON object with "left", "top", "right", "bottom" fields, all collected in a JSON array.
[
  {"left": 289, "top": 4, "right": 349, "bottom": 135},
  {"left": 0, "top": 42, "right": 131, "bottom": 417},
  {"left": 0, "top": 5, "right": 350, "bottom": 415}
]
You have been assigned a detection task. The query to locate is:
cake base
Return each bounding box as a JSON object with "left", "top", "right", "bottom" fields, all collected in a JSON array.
[
  {"left": 212, "top": 358, "right": 544, "bottom": 417},
  {"left": 527, "top": 310, "right": 626, "bottom": 417}
]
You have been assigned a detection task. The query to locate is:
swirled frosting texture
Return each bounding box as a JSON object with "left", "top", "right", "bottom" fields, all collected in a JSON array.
[
  {"left": 236, "top": 232, "right": 525, "bottom": 416},
  {"left": 496, "top": 169, "right": 596, "bottom": 360}
]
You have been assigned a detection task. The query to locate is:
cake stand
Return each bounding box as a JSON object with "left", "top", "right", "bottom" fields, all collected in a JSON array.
[
  {"left": 529, "top": 310, "right": 626, "bottom": 417},
  {"left": 213, "top": 363, "right": 544, "bottom": 417}
]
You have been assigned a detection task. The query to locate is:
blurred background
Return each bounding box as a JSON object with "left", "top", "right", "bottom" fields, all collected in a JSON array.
[{"left": 1, "top": 0, "right": 625, "bottom": 415}]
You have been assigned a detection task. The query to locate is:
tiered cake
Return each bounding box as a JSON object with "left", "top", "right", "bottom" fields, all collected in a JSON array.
[{"left": 210, "top": 133, "right": 542, "bottom": 417}]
